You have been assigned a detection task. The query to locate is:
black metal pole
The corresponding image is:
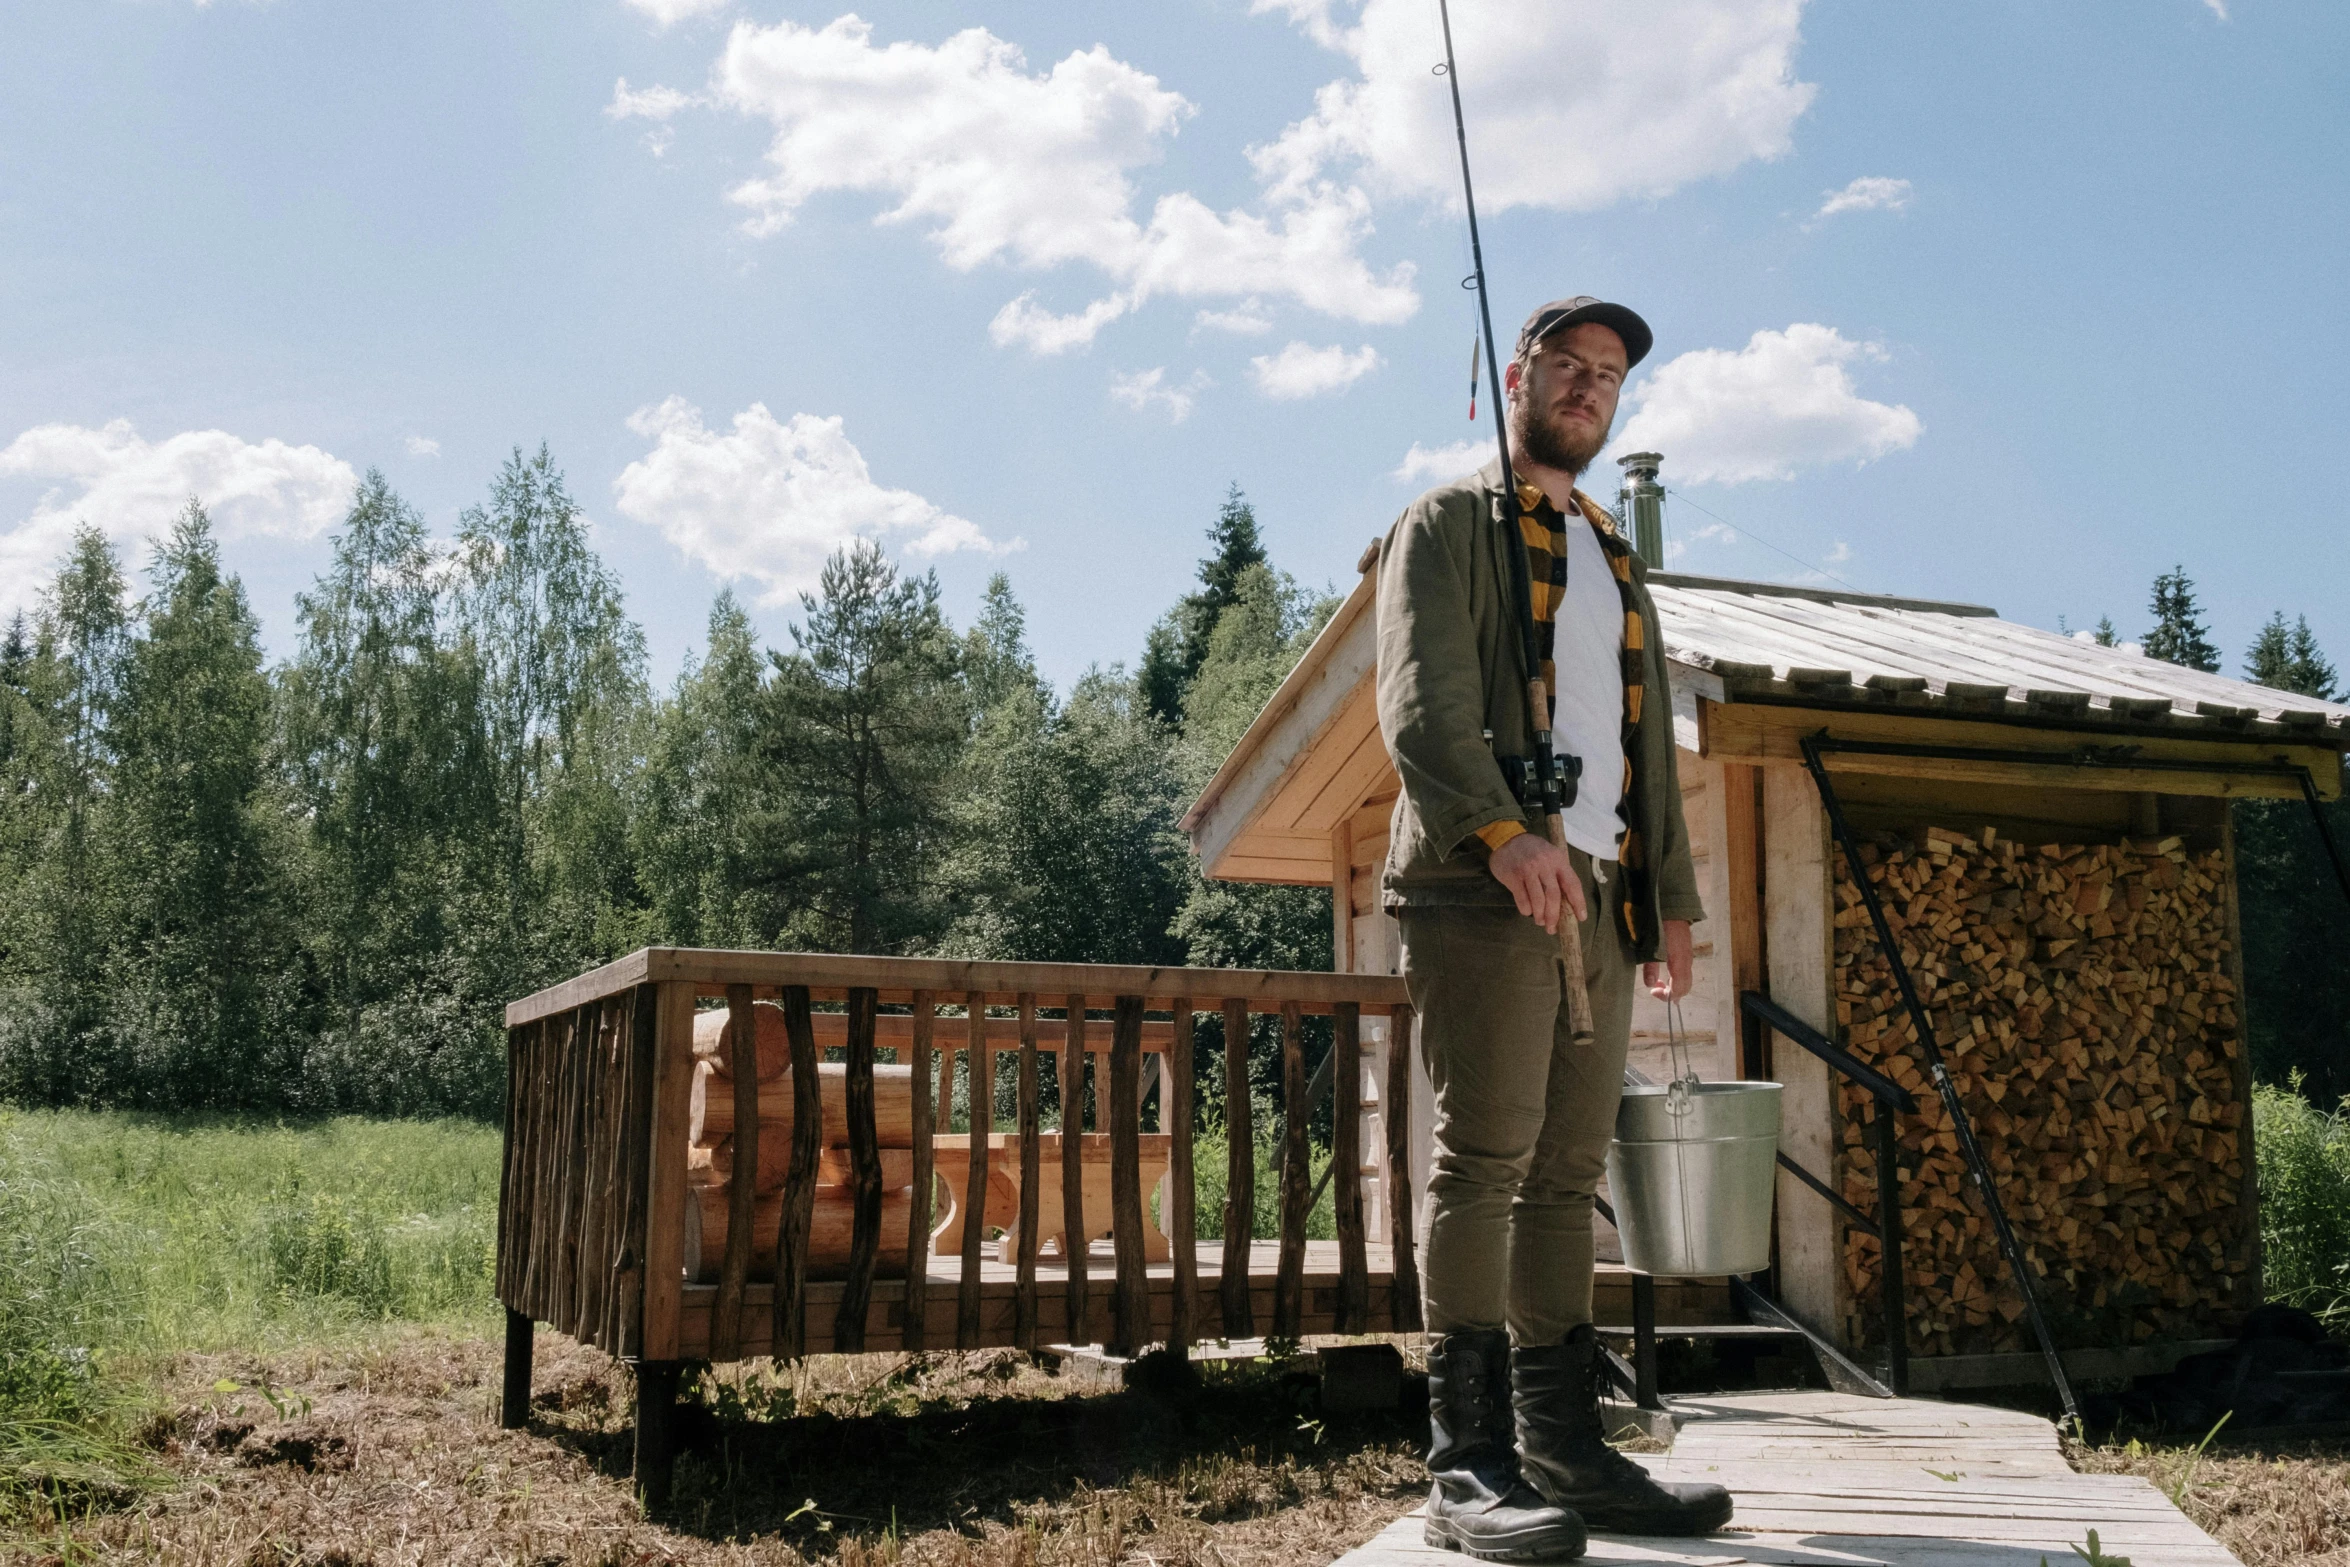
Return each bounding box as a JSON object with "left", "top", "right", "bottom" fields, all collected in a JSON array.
[
  {"left": 1876, "top": 1105, "right": 1909, "bottom": 1397},
  {"left": 1799, "top": 735, "right": 2079, "bottom": 1428},
  {"left": 1630, "top": 1272, "right": 1661, "bottom": 1410},
  {"left": 2297, "top": 770, "right": 2350, "bottom": 910}
]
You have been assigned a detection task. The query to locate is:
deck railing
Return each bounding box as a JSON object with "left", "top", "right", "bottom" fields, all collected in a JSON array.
[{"left": 495, "top": 949, "right": 1416, "bottom": 1494}]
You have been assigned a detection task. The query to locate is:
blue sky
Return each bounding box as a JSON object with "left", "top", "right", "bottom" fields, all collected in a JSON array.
[{"left": 2, "top": 0, "right": 2343, "bottom": 692}]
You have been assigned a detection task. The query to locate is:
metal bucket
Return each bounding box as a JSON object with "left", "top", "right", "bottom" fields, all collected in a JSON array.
[{"left": 1606, "top": 1080, "right": 1783, "bottom": 1278}]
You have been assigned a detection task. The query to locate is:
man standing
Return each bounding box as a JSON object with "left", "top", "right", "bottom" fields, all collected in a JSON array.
[{"left": 1376, "top": 298, "right": 1731, "bottom": 1560}]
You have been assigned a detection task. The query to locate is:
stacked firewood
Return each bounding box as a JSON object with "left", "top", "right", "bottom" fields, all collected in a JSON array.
[
  {"left": 684, "top": 1003, "right": 917, "bottom": 1283},
  {"left": 1831, "top": 825, "right": 2250, "bottom": 1358}
]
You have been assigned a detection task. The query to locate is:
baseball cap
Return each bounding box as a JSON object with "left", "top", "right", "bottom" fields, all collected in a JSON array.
[{"left": 1514, "top": 297, "right": 1653, "bottom": 369}]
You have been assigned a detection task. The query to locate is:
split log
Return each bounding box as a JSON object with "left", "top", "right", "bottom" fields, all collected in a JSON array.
[{"left": 1827, "top": 825, "right": 2250, "bottom": 1360}]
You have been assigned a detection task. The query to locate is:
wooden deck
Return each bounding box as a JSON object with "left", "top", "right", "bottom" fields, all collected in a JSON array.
[
  {"left": 673, "top": 1242, "right": 1730, "bottom": 1359},
  {"left": 1331, "top": 1391, "right": 2241, "bottom": 1567}
]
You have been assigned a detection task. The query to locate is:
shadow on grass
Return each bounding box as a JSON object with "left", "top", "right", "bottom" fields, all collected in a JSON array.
[{"left": 544, "top": 1351, "right": 1430, "bottom": 1553}]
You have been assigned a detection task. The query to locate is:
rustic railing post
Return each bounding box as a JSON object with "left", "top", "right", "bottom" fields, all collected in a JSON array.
[
  {"left": 774, "top": 985, "right": 823, "bottom": 1361},
  {"left": 1332, "top": 1000, "right": 1369, "bottom": 1333},
  {"left": 617, "top": 983, "right": 658, "bottom": 1359},
  {"left": 1060, "top": 993, "right": 1091, "bottom": 1345},
  {"left": 642, "top": 981, "right": 695, "bottom": 1362},
  {"left": 836, "top": 987, "right": 884, "bottom": 1352},
  {"left": 957, "top": 993, "right": 990, "bottom": 1348},
  {"left": 1015, "top": 994, "right": 1043, "bottom": 1350},
  {"left": 1108, "top": 996, "right": 1150, "bottom": 1356},
  {"left": 905, "top": 990, "right": 936, "bottom": 1351},
  {"left": 1219, "top": 998, "right": 1255, "bottom": 1338},
  {"left": 711, "top": 984, "right": 759, "bottom": 1361},
  {"left": 1385, "top": 1004, "right": 1422, "bottom": 1332},
  {"left": 1167, "top": 1000, "right": 1197, "bottom": 1355},
  {"left": 1273, "top": 1000, "right": 1309, "bottom": 1343}
]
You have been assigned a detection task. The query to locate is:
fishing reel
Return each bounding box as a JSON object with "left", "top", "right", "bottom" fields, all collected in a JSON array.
[{"left": 1489, "top": 733, "right": 1582, "bottom": 815}]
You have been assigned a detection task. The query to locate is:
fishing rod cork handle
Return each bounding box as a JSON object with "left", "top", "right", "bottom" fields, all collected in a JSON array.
[{"left": 1526, "top": 674, "right": 1598, "bottom": 1044}]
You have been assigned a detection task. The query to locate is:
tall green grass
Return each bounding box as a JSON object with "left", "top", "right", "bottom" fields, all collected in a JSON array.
[
  {"left": 2252, "top": 1079, "right": 2350, "bottom": 1323},
  {"left": 1179, "top": 1128, "right": 1337, "bottom": 1242}
]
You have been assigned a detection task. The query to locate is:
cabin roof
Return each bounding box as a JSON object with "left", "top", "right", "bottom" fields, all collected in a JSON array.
[{"left": 1180, "top": 557, "right": 2350, "bottom": 886}]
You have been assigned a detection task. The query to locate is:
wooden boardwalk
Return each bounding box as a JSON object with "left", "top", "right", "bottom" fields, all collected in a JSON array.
[{"left": 1331, "top": 1391, "right": 2241, "bottom": 1567}]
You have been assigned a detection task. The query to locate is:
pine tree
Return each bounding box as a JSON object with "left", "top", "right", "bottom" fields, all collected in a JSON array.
[
  {"left": 2141, "top": 565, "right": 2221, "bottom": 672},
  {"left": 1139, "top": 485, "right": 1271, "bottom": 723},
  {"left": 107, "top": 502, "right": 297, "bottom": 1106},
  {"left": 964, "top": 572, "right": 1049, "bottom": 719},
  {"left": 2094, "top": 616, "right": 2117, "bottom": 648},
  {"left": 755, "top": 542, "right": 965, "bottom": 954}
]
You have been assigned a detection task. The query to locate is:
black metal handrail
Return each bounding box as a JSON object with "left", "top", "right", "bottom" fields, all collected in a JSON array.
[{"left": 1740, "top": 988, "right": 1913, "bottom": 1396}]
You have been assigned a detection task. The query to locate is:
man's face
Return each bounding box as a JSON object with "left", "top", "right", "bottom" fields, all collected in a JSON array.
[{"left": 1506, "top": 321, "right": 1628, "bottom": 477}]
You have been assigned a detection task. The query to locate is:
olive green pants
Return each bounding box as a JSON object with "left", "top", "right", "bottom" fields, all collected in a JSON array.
[{"left": 1400, "top": 849, "right": 1636, "bottom": 1346}]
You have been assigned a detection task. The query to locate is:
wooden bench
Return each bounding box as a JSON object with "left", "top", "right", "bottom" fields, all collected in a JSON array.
[{"left": 930, "top": 1132, "right": 1173, "bottom": 1265}]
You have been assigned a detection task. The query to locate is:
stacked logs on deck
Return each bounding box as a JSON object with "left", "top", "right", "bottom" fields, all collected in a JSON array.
[
  {"left": 683, "top": 1002, "right": 916, "bottom": 1284},
  {"left": 1832, "top": 825, "right": 2249, "bottom": 1358}
]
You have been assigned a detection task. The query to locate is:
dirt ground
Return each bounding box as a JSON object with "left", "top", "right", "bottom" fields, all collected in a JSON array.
[{"left": 4, "top": 1332, "right": 1428, "bottom": 1566}]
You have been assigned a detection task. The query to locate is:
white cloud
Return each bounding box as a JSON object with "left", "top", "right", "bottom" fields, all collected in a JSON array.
[
  {"left": 1109, "top": 367, "right": 1209, "bottom": 423},
  {"left": 0, "top": 420, "right": 356, "bottom": 614},
  {"left": 1814, "top": 176, "right": 1912, "bottom": 219},
  {"left": 1251, "top": 0, "right": 1816, "bottom": 213},
  {"left": 1612, "top": 324, "right": 1922, "bottom": 484},
  {"left": 1194, "top": 299, "right": 1274, "bottom": 335},
  {"left": 614, "top": 16, "right": 1418, "bottom": 352},
  {"left": 1249, "top": 340, "right": 1381, "bottom": 399},
  {"left": 2202, "top": 0, "right": 2229, "bottom": 18},
  {"left": 612, "top": 397, "right": 1017, "bottom": 604},
  {"left": 607, "top": 78, "right": 701, "bottom": 122},
  {"left": 622, "top": 0, "right": 729, "bottom": 29},
  {"left": 404, "top": 435, "right": 441, "bottom": 458},
  {"left": 1391, "top": 438, "right": 1489, "bottom": 484},
  {"left": 989, "top": 292, "right": 1133, "bottom": 355}
]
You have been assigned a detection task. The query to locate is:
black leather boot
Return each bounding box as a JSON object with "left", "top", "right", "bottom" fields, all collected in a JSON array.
[
  {"left": 1514, "top": 1326, "right": 1733, "bottom": 1536},
  {"left": 1424, "top": 1329, "right": 1588, "bottom": 1561}
]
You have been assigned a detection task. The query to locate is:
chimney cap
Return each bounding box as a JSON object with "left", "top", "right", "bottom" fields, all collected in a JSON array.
[{"left": 1616, "top": 451, "right": 1664, "bottom": 481}]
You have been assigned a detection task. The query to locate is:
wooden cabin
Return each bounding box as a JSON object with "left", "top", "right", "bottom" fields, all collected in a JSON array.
[{"left": 1180, "top": 549, "right": 2350, "bottom": 1386}]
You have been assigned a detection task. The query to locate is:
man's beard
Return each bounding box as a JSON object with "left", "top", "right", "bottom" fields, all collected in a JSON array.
[{"left": 1512, "top": 398, "right": 1613, "bottom": 477}]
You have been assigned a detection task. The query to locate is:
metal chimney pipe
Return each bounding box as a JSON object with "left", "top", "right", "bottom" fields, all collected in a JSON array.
[{"left": 1616, "top": 451, "right": 1665, "bottom": 567}]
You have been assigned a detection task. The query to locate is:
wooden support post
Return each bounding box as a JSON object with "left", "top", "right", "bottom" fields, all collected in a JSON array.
[
  {"left": 836, "top": 987, "right": 883, "bottom": 1353},
  {"left": 1762, "top": 767, "right": 1839, "bottom": 1332},
  {"left": 904, "top": 990, "right": 935, "bottom": 1351},
  {"left": 1219, "top": 998, "right": 1255, "bottom": 1338},
  {"left": 1060, "top": 993, "right": 1091, "bottom": 1346},
  {"left": 501, "top": 1307, "right": 533, "bottom": 1429},
  {"left": 1015, "top": 993, "right": 1042, "bottom": 1351},
  {"left": 633, "top": 1360, "right": 681, "bottom": 1509},
  {"left": 711, "top": 983, "right": 758, "bottom": 1361},
  {"left": 775, "top": 985, "right": 824, "bottom": 1362},
  {"left": 958, "top": 993, "right": 990, "bottom": 1349},
  {"left": 1332, "top": 1000, "right": 1368, "bottom": 1333},
  {"left": 1385, "top": 1003, "right": 1422, "bottom": 1332},
  {"left": 642, "top": 983, "right": 696, "bottom": 1362},
  {"left": 1168, "top": 999, "right": 1198, "bottom": 1355},
  {"left": 1274, "top": 1000, "right": 1309, "bottom": 1344},
  {"left": 1332, "top": 818, "right": 1355, "bottom": 972},
  {"left": 1108, "top": 996, "right": 1150, "bottom": 1356}
]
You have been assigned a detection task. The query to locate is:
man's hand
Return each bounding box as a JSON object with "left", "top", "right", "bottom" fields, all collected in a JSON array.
[
  {"left": 1488, "top": 833, "right": 1588, "bottom": 933},
  {"left": 1643, "top": 920, "right": 1695, "bottom": 1001}
]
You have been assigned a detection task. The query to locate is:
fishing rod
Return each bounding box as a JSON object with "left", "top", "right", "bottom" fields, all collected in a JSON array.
[{"left": 1434, "top": 0, "right": 1596, "bottom": 1042}]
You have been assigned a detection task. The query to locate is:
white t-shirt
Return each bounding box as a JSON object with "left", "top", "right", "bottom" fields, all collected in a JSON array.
[{"left": 1550, "top": 513, "right": 1626, "bottom": 862}]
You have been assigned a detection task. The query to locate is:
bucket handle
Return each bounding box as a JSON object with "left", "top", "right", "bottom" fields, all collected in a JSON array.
[{"left": 1664, "top": 998, "right": 1700, "bottom": 1117}]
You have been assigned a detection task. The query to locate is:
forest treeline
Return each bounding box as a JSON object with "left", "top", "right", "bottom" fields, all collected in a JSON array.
[
  {"left": 0, "top": 450, "right": 2342, "bottom": 1118},
  {"left": 0, "top": 449, "right": 1331, "bottom": 1117}
]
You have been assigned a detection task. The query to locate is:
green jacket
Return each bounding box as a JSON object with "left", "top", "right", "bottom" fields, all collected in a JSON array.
[{"left": 1373, "top": 459, "right": 1704, "bottom": 960}]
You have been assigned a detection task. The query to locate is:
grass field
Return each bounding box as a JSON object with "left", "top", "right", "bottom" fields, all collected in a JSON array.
[{"left": 16, "top": 1105, "right": 2350, "bottom": 1565}]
